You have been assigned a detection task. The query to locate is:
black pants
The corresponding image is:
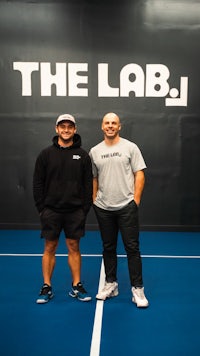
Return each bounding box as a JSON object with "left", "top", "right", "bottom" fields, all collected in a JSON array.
[{"left": 94, "top": 201, "right": 143, "bottom": 287}]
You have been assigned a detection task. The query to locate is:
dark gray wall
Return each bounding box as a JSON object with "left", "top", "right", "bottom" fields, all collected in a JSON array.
[{"left": 0, "top": 0, "right": 199, "bottom": 230}]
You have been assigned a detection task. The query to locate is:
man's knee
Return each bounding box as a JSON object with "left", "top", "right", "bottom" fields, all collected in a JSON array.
[
  {"left": 44, "top": 239, "right": 58, "bottom": 254},
  {"left": 66, "top": 238, "right": 80, "bottom": 253}
]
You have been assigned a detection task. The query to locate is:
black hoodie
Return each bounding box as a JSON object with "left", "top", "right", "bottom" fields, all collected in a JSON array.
[{"left": 33, "top": 134, "right": 93, "bottom": 215}]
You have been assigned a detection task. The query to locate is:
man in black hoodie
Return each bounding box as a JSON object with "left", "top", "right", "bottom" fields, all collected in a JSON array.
[{"left": 33, "top": 114, "right": 93, "bottom": 303}]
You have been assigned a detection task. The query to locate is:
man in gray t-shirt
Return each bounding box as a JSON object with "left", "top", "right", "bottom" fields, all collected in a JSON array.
[{"left": 89, "top": 112, "right": 149, "bottom": 308}]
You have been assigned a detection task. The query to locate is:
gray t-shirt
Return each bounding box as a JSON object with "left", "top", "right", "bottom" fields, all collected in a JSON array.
[{"left": 89, "top": 137, "right": 146, "bottom": 210}]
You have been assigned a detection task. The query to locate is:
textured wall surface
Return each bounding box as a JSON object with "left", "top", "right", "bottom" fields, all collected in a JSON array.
[{"left": 0, "top": 0, "right": 199, "bottom": 230}]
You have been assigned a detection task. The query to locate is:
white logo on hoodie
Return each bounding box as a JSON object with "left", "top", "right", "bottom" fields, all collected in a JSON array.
[{"left": 73, "top": 155, "right": 81, "bottom": 160}]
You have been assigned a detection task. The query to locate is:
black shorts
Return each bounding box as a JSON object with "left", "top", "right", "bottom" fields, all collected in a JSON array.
[{"left": 40, "top": 207, "right": 86, "bottom": 241}]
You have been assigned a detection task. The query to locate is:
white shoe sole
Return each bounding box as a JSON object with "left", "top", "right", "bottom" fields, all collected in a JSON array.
[
  {"left": 36, "top": 294, "right": 53, "bottom": 304},
  {"left": 132, "top": 297, "right": 149, "bottom": 308},
  {"left": 78, "top": 296, "right": 92, "bottom": 302},
  {"left": 96, "top": 288, "right": 119, "bottom": 301}
]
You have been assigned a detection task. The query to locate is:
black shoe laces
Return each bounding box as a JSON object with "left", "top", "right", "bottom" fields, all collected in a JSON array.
[
  {"left": 40, "top": 284, "right": 51, "bottom": 295},
  {"left": 75, "top": 282, "right": 87, "bottom": 294}
]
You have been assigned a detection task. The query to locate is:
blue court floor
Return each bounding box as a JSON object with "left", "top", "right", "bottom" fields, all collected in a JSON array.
[{"left": 0, "top": 230, "right": 200, "bottom": 356}]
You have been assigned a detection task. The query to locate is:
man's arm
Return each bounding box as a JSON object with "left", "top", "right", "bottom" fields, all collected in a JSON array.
[
  {"left": 82, "top": 154, "right": 93, "bottom": 214},
  {"left": 33, "top": 154, "right": 46, "bottom": 213},
  {"left": 93, "top": 177, "right": 98, "bottom": 202},
  {"left": 133, "top": 170, "right": 145, "bottom": 206}
]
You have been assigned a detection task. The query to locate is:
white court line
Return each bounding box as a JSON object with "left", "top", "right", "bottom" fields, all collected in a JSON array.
[
  {"left": 0, "top": 254, "right": 101, "bottom": 257},
  {"left": 90, "top": 260, "right": 105, "bottom": 356},
  {"left": 1, "top": 254, "right": 200, "bottom": 259}
]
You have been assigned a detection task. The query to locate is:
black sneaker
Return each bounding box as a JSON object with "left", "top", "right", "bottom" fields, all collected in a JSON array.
[
  {"left": 69, "top": 282, "right": 92, "bottom": 302},
  {"left": 36, "top": 284, "right": 53, "bottom": 304}
]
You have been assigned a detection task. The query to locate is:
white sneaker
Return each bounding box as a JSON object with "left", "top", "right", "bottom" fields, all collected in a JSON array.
[
  {"left": 96, "top": 281, "right": 119, "bottom": 300},
  {"left": 132, "top": 287, "right": 149, "bottom": 308}
]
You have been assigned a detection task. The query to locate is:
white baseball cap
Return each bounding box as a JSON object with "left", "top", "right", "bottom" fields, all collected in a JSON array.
[{"left": 56, "top": 114, "right": 76, "bottom": 126}]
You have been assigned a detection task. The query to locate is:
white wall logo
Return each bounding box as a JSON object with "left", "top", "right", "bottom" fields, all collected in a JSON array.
[{"left": 13, "top": 62, "right": 188, "bottom": 107}]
